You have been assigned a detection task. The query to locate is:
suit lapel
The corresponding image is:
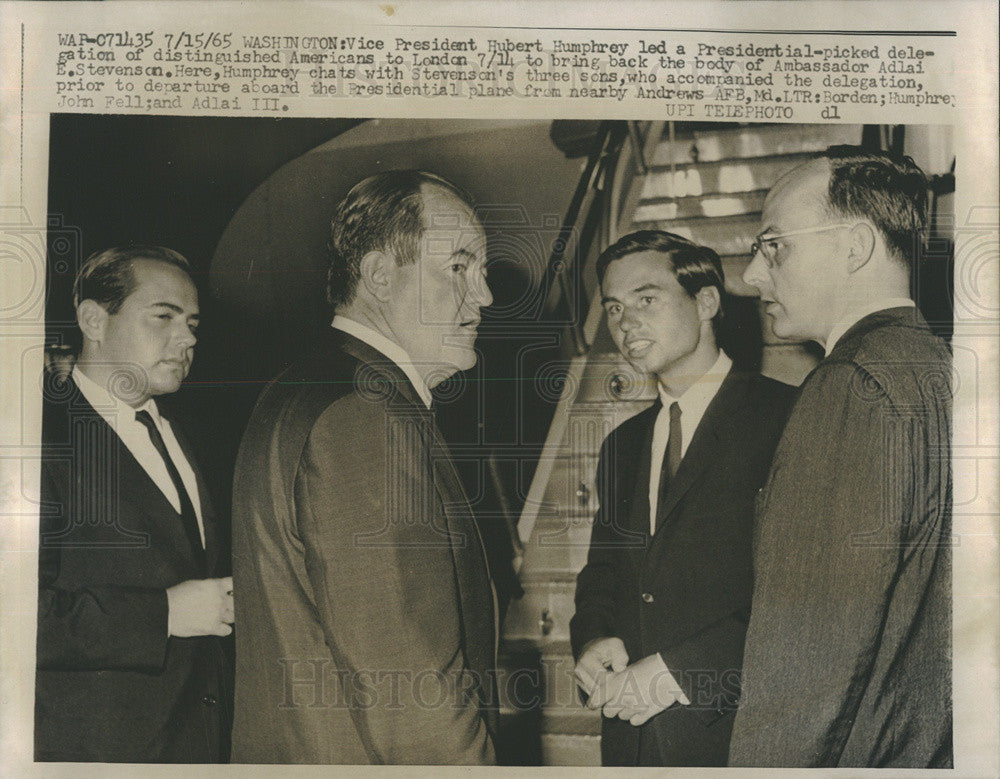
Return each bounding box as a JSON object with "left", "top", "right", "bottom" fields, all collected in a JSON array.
[
  {"left": 652, "top": 370, "right": 750, "bottom": 536},
  {"left": 337, "top": 331, "right": 497, "bottom": 719},
  {"left": 62, "top": 377, "right": 208, "bottom": 576},
  {"left": 627, "top": 403, "right": 658, "bottom": 541},
  {"left": 336, "top": 330, "right": 427, "bottom": 410}
]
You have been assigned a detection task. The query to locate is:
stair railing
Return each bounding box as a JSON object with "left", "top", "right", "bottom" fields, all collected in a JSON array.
[{"left": 514, "top": 120, "right": 661, "bottom": 556}]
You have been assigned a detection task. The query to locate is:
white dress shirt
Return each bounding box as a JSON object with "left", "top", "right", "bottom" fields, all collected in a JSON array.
[
  {"left": 825, "top": 298, "right": 916, "bottom": 356},
  {"left": 648, "top": 350, "right": 732, "bottom": 535},
  {"left": 331, "top": 315, "right": 434, "bottom": 409},
  {"left": 72, "top": 365, "right": 205, "bottom": 545}
]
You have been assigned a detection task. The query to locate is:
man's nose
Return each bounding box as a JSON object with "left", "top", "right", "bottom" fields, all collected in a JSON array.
[
  {"left": 742, "top": 253, "right": 768, "bottom": 292},
  {"left": 175, "top": 322, "right": 197, "bottom": 349},
  {"left": 471, "top": 272, "right": 493, "bottom": 309},
  {"left": 618, "top": 307, "right": 639, "bottom": 331}
]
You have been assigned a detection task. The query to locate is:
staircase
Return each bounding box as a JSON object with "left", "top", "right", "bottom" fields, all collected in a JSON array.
[{"left": 498, "top": 122, "right": 863, "bottom": 765}]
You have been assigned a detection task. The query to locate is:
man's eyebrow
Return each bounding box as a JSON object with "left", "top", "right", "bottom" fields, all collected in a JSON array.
[
  {"left": 150, "top": 302, "right": 199, "bottom": 319},
  {"left": 451, "top": 247, "right": 477, "bottom": 261},
  {"left": 600, "top": 294, "right": 620, "bottom": 306},
  {"left": 633, "top": 283, "right": 662, "bottom": 294}
]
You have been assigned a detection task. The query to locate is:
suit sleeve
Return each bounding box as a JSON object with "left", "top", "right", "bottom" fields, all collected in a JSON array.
[
  {"left": 294, "top": 400, "right": 494, "bottom": 766},
  {"left": 570, "top": 434, "right": 624, "bottom": 659},
  {"left": 728, "top": 360, "right": 931, "bottom": 766},
  {"left": 36, "top": 463, "right": 169, "bottom": 672},
  {"left": 658, "top": 612, "right": 747, "bottom": 720}
]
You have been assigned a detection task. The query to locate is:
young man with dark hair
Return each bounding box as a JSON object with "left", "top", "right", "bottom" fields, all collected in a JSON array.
[
  {"left": 730, "top": 146, "right": 952, "bottom": 768},
  {"left": 36, "top": 245, "right": 233, "bottom": 763},
  {"left": 570, "top": 230, "right": 796, "bottom": 766}
]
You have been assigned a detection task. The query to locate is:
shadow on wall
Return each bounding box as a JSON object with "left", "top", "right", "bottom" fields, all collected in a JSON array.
[{"left": 210, "top": 119, "right": 586, "bottom": 378}]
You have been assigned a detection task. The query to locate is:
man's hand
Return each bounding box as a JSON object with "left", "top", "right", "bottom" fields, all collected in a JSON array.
[
  {"left": 595, "top": 653, "right": 690, "bottom": 726},
  {"left": 166, "top": 577, "right": 234, "bottom": 637},
  {"left": 575, "top": 636, "right": 629, "bottom": 705}
]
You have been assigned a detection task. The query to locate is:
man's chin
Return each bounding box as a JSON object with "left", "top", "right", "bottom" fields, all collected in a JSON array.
[
  {"left": 423, "top": 353, "right": 474, "bottom": 389},
  {"left": 768, "top": 317, "right": 798, "bottom": 342},
  {"left": 623, "top": 352, "right": 660, "bottom": 377},
  {"left": 447, "top": 346, "right": 478, "bottom": 372},
  {"left": 148, "top": 370, "right": 187, "bottom": 397}
]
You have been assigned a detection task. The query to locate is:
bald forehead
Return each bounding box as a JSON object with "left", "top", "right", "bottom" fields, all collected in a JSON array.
[
  {"left": 419, "top": 182, "right": 481, "bottom": 231},
  {"left": 764, "top": 157, "right": 831, "bottom": 226}
]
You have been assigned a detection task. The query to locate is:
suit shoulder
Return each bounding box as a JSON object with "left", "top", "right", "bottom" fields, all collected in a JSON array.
[
  {"left": 242, "top": 346, "right": 417, "bottom": 462},
  {"left": 821, "top": 322, "right": 950, "bottom": 408},
  {"left": 861, "top": 322, "right": 949, "bottom": 373},
  {"left": 603, "top": 402, "right": 657, "bottom": 445},
  {"left": 249, "top": 347, "right": 361, "bottom": 422}
]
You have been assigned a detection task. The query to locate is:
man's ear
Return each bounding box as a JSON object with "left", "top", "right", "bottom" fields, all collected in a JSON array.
[
  {"left": 847, "top": 222, "right": 877, "bottom": 274},
  {"left": 358, "top": 250, "right": 394, "bottom": 302},
  {"left": 695, "top": 285, "right": 721, "bottom": 322},
  {"left": 76, "top": 299, "right": 108, "bottom": 343}
]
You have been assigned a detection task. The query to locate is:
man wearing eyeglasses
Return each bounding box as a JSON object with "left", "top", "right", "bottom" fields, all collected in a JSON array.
[{"left": 728, "top": 146, "right": 952, "bottom": 768}]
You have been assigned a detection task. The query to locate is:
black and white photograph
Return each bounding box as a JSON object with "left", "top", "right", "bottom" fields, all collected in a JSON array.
[
  {"left": 34, "top": 116, "right": 956, "bottom": 766},
  {"left": 0, "top": 1, "right": 996, "bottom": 776}
]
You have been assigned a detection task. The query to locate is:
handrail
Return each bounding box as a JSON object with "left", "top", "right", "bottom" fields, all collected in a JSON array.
[
  {"left": 514, "top": 121, "right": 657, "bottom": 553},
  {"left": 542, "top": 121, "right": 628, "bottom": 355}
]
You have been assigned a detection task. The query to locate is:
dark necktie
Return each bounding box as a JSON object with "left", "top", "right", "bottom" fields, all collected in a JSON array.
[
  {"left": 655, "top": 401, "right": 682, "bottom": 533},
  {"left": 135, "top": 409, "right": 205, "bottom": 570}
]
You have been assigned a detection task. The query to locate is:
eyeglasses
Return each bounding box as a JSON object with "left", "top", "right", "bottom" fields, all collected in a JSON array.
[{"left": 749, "top": 223, "right": 854, "bottom": 267}]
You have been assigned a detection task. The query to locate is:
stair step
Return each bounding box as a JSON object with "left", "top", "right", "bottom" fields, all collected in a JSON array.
[
  {"left": 540, "top": 453, "right": 601, "bottom": 516},
  {"left": 497, "top": 641, "right": 593, "bottom": 719},
  {"left": 502, "top": 578, "right": 576, "bottom": 643},
  {"left": 541, "top": 733, "right": 602, "bottom": 765},
  {"left": 501, "top": 637, "right": 574, "bottom": 658},
  {"left": 496, "top": 637, "right": 602, "bottom": 765},
  {"left": 640, "top": 153, "right": 813, "bottom": 200},
  {"left": 541, "top": 710, "right": 602, "bottom": 736},
  {"left": 651, "top": 123, "right": 863, "bottom": 166},
  {"left": 634, "top": 214, "right": 758, "bottom": 258},
  {"left": 519, "top": 523, "right": 592, "bottom": 577},
  {"left": 527, "top": 511, "right": 595, "bottom": 537},
  {"left": 634, "top": 189, "right": 766, "bottom": 223}
]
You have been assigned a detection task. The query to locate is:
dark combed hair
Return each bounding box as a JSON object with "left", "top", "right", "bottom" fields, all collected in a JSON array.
[
  {"left": 73, "top": 245, "right": 192, "bottom": 314},
  {"left": 596, "top": 229, "right": 727, "bottom": 338},
  {"left": 819, "top": 145, "right": 929, "bottom": 265},
  {"left": 325, "top": 170, "right": 472, "bottom": 308}
]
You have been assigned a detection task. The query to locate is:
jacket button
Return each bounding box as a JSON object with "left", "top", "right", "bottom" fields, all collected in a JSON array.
[
  {"left": 202, "top": 695, "right": 217, "bottom": 706},
  {"left": 641, "top": 592, "right": 654, "bottom": 603}
]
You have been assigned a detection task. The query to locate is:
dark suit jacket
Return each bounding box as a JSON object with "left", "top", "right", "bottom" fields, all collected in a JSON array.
[
  {"left": 729, "top": 308, "right": 952, "bottom": 767},
  {"left": 35, "top": 376, "right": 230, "bottom": 763},
  {"left": 230, "top": 329, "right": 497, "bottom": 765},
  {"left": 571, "top": 367, "right": 796, "bottom": 766}
]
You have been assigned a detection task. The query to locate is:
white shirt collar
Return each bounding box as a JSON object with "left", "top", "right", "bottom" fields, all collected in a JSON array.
[
  {"left": 657, "top": 350, "right": 733, "bottom": 423},
  {"left": 331, "top": 315, "right": 433, "bottom": 409},
  {"left": 72, "top": 364, "right": 160, "bottom": 424},
  {"left": 70, "top": 366, "right": 204, "bottom": 535},
  {"left": 824, "top": 298, "right": 916, "bottom": 356}
]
